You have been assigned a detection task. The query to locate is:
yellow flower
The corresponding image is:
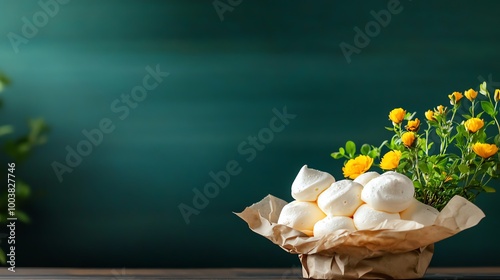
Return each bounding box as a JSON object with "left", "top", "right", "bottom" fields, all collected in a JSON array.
[
  {"left": 405, "top": 118, "right": 420, "bottom": 132},
  {"left": 401, "top": 132, "right": 416, "bottom": 147},
  {"left": 342, "top": 155, "right": 373, "bottom": 179},
  {"left": 448, "top": 91, "right": 463, "bottom": 105},
  {"left": 436, "top": 105, "right": 445, "bottom": 115},
  {"left": 472, "top": 143, "right": 499, "bottom": 159},
  {"left": 388, "top": 108, "right": 406, "bottom": 124},
  {"left": 464, "top": 88, "right": 478, "bottom": 101},
  {"left": 495, "top": 89, "right": 500, "bottom": 102},
  {"left": 464, "top": 118, "right": 484, "bottom": 133},
  {"left": 380, "top": 150, "right": 402, "bottom": 170},
  {"left": 425, "top": 110, "right": 434, "bottom": 121}
]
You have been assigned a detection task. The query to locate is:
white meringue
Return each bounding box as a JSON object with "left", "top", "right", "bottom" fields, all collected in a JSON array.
[
  {"left": 277, "top": 201, "right": 326, "bottom": 236},
  {"left": 361, "top": 172, "right": 415, "bottom": 213},
  {"left": 291, "top": 165, "right": 335, "bottom": 202},
  {"left": 353, "top": 171, "right": 380, "bottom": 186},
  {"left": 400, "top": 198, "right": 439, "bottom": 226},
  {"left": 313, "top": 216, "right": 356, "bottom": 237},
  {"left": 317, "top": 180, "right": 363, "bottom": 216},
  {"left": 353, "top": 204, "right": 401, "bottom": 230}
]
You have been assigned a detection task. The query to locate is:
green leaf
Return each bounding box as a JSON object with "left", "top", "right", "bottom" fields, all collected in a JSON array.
[
  {"left": 368, "top": 149, "right": 378, "bottom": 158},
  {"left": 427, "top": 142, "right": 434, "bottom": 150},
  {"left": 345, "top": 141, "right": 356, "bottom": 157},
  {"left": 331, "top": 152, "right": 343, "bottom": 159},
  {"left": 458, "top": 164, "right": 469, "bottom": 173},
  {"left": 481, "top": 101, "right": 496, "bottom": 116},
  {"left": 339, "top": 147, "right": 345, "bottom": 155},
  {"left": 406, "top": 111, "right": 416, "bottom": 120},
  {"left": 413, "top": 180, "right": 422, "bottom": 189},
  {"left": 437, "top": 157, "right": 449, "bottom": 167},
  {"left": 482, "top": 186, "right": 496, "bottom": 193},
  {"left": 476, "top": 130, "right": 487, "bottom": 143},
  {"left": 494, "top": 135, "right": 500, "bottom": 146},
  {"left": 360, "top": 144, "right": 370, "bottom": 155},
  {"left": 398, "top": 161, "right": 407, "bottom": 170},
  {"left": 465, "top": 152, "right": 476, "bottom": 161},
  {"left": 418, "top": 161, "right": 429, "bottom": 173}
]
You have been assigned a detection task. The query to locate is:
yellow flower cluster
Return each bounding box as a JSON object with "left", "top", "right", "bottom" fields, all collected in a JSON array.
[
  {"left": 335, "top": 81, "right": 500, "bottom": 209},
  {"left": 402, "top": 89, "right": 499, "bottom": 160},
  {"left": 344, "top": 95, "right": 499, "bottom": 176}
]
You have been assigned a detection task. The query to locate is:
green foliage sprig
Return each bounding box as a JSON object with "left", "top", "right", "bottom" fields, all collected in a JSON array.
[
  {"left": 332, "top": 82, "right": 500, "bottom": 210},
  {"left": 0, "top": 72, "right": 49, "bottom": 264}
]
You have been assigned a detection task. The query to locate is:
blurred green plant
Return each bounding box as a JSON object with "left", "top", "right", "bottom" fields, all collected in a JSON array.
[{"left": 0, "top": 71, "right": 49, "bottom": 264}]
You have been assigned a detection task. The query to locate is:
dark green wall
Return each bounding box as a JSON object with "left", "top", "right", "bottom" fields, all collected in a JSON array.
[{"left": 1, "top": 0, "right": 500, "bottom": 268}]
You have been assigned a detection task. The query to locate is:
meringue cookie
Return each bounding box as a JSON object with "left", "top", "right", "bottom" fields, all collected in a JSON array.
[
  {"left": 353, "top": 204, "right": 401, "bottom": 230},
  {"left": 361, "top": 172, "right": 415, "bottom": 213},
  {"left": 400, "top": 198, "right": 439, "bottom": 226},
  {"left": 313, "top": 216, "right": 356, "bottom": 237},
  {"left": 291, "top": 165, "right": 335, "bottom": 201},
  {"left": 277, "top": 201, "right": 326, "bottom": 236},
  {"left": 317, "top": 180, "right": 363, "bottom": 216},
  {"left": 353, "top": 171, "right": 380, "bottom": 186}
]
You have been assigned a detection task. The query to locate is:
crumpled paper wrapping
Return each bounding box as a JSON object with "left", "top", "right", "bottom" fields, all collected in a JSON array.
[{"left": 235, "top": 195, "right": 485, "bottom": 279}]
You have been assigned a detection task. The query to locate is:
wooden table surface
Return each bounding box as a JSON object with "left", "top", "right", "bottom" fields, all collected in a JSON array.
[{"left": 1, "top": 267, "right": 500, "bottom": 279}]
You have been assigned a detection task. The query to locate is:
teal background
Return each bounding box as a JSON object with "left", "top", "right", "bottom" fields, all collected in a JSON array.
[{"left": 1, "top": 0, "right": 500, "bottom": 268}]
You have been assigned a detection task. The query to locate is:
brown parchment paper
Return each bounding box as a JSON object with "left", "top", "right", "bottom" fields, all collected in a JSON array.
[{"left": 235, "top": 195, "right": 485, "bottom": 279}]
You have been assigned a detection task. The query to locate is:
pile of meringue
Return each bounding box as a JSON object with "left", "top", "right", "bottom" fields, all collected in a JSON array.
[{"left": 277, "top": 165, "right": 440, "bottom": 237}]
